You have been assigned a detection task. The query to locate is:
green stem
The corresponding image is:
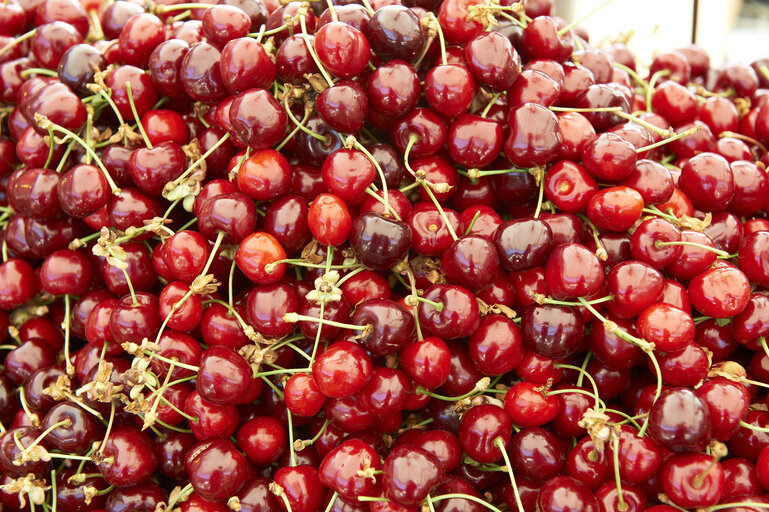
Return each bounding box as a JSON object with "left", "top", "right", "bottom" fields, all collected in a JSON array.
[
  {"left": 495, "top": 437, "right": 525, "bottom": 512},
  {"left": 124, "top": 82, "right": 152, "bottom": 149}
]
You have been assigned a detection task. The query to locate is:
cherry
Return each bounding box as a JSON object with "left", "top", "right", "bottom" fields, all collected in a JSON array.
[
  {"left": 661, "top": 453, "right": 724, "bottom": 508},
  {"left": 636, "top": 303, "right": 694, "bottom": 352},
  {"left": 368, "top": 5, "right": 424, "bottom": 61},
  {"left": 99, "top": 425, "right": 158, "bottom": 487},
  {"left": 537, "top": 476, "right": 599, "bottom": 512},
  {"left": 42, "top": 401, "right": 102, "bottom": 454},
  {"left": 391, "top": 108, "right": 447, "bottom": 158},
  {"left": 424, "top": 64, "right": 476, "bottom": 120},
  {"left": 351, "top": 298, "right": 414, "bottom": 356},
  {"left": 504, "top": 381, "right": 559, "bottom": 428},
  {"left": 159, "top": 281, "right": 202, "bottom": 332},
  {"left": 273, "top": 465, "right": 325, "bottom": 512},
  {"left": 441, "top": 235, "right": 499, "bottom": 291},
  {"left": 235, "top": 415, "right": 286, "bottom": 466},
  {"left": 3, "top": 338, "right": 57, "bottom": 385},
  {"left": 609, "top": 425, "right": 663, "bottom": 486},
  {"left": 544, "top": 242, "right": 603, "bottom": 298},
  {"left": 366, "top": 60, "right": 421, "bottom": 119},
  {"left": 30, "top": 21, "right": 82, "bottom": 69},
  {"left": 696, "top": 377, "right": 750, "bottom": 441},
  {"left": 400, "top": 337, "right": 451, "bottom": 390},
  {"left": 647, "top": 387, "right": 712, "bottom": 453},
  {"left": 234, "top": 478, "right": 281, "bottom": 512},
  {"left": 196, "top": 346, "right": 252, "bottom": 405},
  {"left": 181, "top": 41, "right": 227, "bottom": 102},
  {"left": 738, "top": 231, "right": 769, "bottom": 288},
  {"left": 235, "top": 232, "right": 287, "bottom": 284},
  {"left": 418, "top": 284, "right": 480, "bottom": 339},
  {"left": 10, "top": 167, "right": 61, "bottom": 219},
  {"left": 468, "top": 313, "right": 524, "bottom": 375},
  {"left": 543, "top": 160, "right": 598, "bottom": 213},
  {"left": 312, "top": 340, "right": 372, "bottom": 399},
  {"left": 688, "top": 265, "right": 750, "bottom": 318},
  {"left": 317, "top": 80, "right": 368, "bottom": 134},
  {"left": 567, "top": 436, "right": 611, "bottom": 491},
  {"left": 382, "top": 444, "right": 444, "bottom": 507},
  {"left": 521, "top": 304, "right": 585, "bottom": 359},
  {"left": 504, "top": 102, "right": 562, "bottom": 167},
  {"left": 308, "top": 193, "right": 352, "bottom": 247},
  {"left": 106, "top": 65, "right": 159, "bottom": 121},
  {"left": 314, "top": 21, "right": 370, "bottom": 79},
  {"left": 319, "top": 439, "right": 382, "bottom": 501},
  {"left": 494, "top": 218, "right": 553, "bottom": 271},
  {"left": 184, "top": 391, "right": 239, "bottom": 441},
  {"left": 39, "top": 248, "right": 92, "bottom": 296},
  {"left": 229, "top": 89, "right": 287, "bottom": 150},
  {"left": 185, "top": 437, "right": 248, "bottom": 502}
]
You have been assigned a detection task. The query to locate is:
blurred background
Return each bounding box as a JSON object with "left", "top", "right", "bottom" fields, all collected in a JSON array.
[{"left": 553, "top": 0, "right": 769, "bottom": 67}]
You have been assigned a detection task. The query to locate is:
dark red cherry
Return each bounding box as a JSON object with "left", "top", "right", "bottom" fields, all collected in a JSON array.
[
  {"left": 196, "top": 346, "right": 252, "bottom": 406},
  {"left": 382, "top": 444, "right": 444, "bottom": 507},
  {"left": 185, "top": 437, "right": 248, "bottom": 502},
  {"left": 521, "top": 304, "right": 585, "bottom": 359},
  {"left": 316, "top": 80, "right": 368, "bottom": 134},
  {"left": 366, "top": 60, "right": 420, "bottom": 118},
  {"left": 441, "top": 235, "right": 499, "bottom": 291},
  {"left": 494, "top": 218, "right": 553, "bottom": 271},
  {"left": 99, "top": 425, "right": 158, "bottom": 487},
  {"left": 504, "top": 102, "right": 561, "bottom": 168},
  {"left": 367, "top": 5, "right": 424, "bottom": 62},
  {"left": 464, "top": 30, "right": 520, "bottom": 91},
  {"left": 229, "top": 89, "right": 287, "bottom": 150},
  {"left": 647, "top": 387, "right": 711, "bottom": 453},
  {"left": 181, "top": 41, "right": 227, "bottom": 102},
  {"left": 319, "top": 439, "right": 382, "bottom": 501}
]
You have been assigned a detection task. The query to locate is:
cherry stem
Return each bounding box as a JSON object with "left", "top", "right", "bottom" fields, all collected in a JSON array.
[
  {"left": 18, "top": 419, "right": 72, "bottom": 458},
  {"left": 20, "top": 68, "right": 57, "bottom": 79},
  {"left": 276, "top": 104, "right": 311, "bottom": 151},
  {"left": 124, "top": 82, "right": 152, "bottom": 149},
  {"left": 533, "top": 169, "right": 545, "bottom": 218},
  {"left": 166, "top": 483, "right": 194, "bottom": 512},
  {"left": 709, "top": 503, "right": 769, "bottom": 511},
  {"left": 96, "top": 90, "right": 126, "bottom": 127},
  {"left": 416, "top": 377, "right": 489, "bottom": 402},
  {"left": 429, "top": 494, "right": 503, "bottom": 512},
  {"left": 604, "top": 407, "right": 642, "bottom": 430},
  {"left": 63, "top": 295, "right": 74, "bottom": 377},
  {"left": 266, "top": 259, "right": 358, "bottom": 271},
  {"left": 37, "top": 117, "right": 120, "bottom": 193},
  {"left": 0, "top": 28, "right": 35, "bottom": 57},
  {"left": 324, "top": 492, "right": 339, "bottom": 512},
  {"left": 692, "top": 455, "right": 719, "bottom": 489},
  {"left": 480, "top": 92, "right": 502, "bottom": 118},
  {"left": 541, "top": 295, "right": 614, "bottom": 307},
  {"left": 646, "top": 69, "right": 671, "bottom": 112},
  {"left": 325, "top": 0, "right": 338, "bottom": 21},
  {"left": 655, "top": 239, "right": 730, "bottom": 258},
  {"left": 121, "top": 268, "right": 139, "bottom": 306},
  {"left": 177, "top": 132, "right": 231, "bottom": 183},
  {"left": 494, "top": 437, "right": 525, "bottom": 512},
  {"left": 17, "top": 387, "right": 40, "bottom": 427},
  {"left": 308, "top": 246, "right": 333, "bottom": 367},
  {"left": 635, "top": 125, "right": 701, "bottom": 153},
  {"left": 204, "top": 298, "right": 251, "bottom": 335},
  {"left": 403, "top": 265, "right": 424, "bottom": 341},
  {"left": 287, "top": 410, "right": 297, "bottom": 467},
  {"left": 299, "top": 13, "right": 334, "bottom": 87},
  {"left": 229, "top": 148, "right": 251, "bottom": 181},
  {"left": 409, "top": 295, "right": 444, "bottom": 312},
  {"left": 612, "top": 62, "right": 648, "bottom": 89},
  {"left": 464, "top": 210, "right": 481, "bottom": 236},
  {"left": 283, "top": 312, "right": 367, "bottom": 331},
  {"left": 353, "top": 140, "right": 392, "bottom": 217},
  {"left": 97, "top": 401, "right": 116, "bottom": 457},
  {"left": 284, "top": 97, "right": 329, "bottom": 144},
  {"left": 576, "top": 214, "right": 608, "bottom": 261},
  {"left": 155, "top": 2, "right": 214, "bottom": 12},
  {"left": 334, "top": 266, "right": 366, "bottom": 288},
  {"left": 553, "top": 363, "right": 602, "bottom": 409},
  {"left": 429, "top": 12, "right": 447, "bottom": 66},
  {"left": 720, "top": 130, "right": 768, "bottom": 154},
  {"left": 557, "top": 0, "right": 615, "bottom": 36},
  {"left": 611, "top": 434, "right": 628, "bottom": 511},
  {"left": 420, "top": 181, "right": 458, "bottom": 240},
  {"left": 614, "top": 111, "right": 672, "bottom": 137},
  {"left": 642, "top": 205, "right": 680, "bottom": 224}
]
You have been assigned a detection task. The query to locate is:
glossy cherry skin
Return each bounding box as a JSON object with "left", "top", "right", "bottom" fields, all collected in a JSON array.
[
  {"left": 196, "top": 346, "right": 253, "bottom": 405},
  {"left": 10, "top": 167, "right": 61, "bottom": 219},
  {"left": 368, "top": 5, "right": 424, "bottom": 61},
  {"left": 235, "top": 232, "right": 286, "bottom": 284},
  {"left": 537, "top": 476, "right": 599, "bottom": 512},
  {"left": 400, "top": 337, "right": 451, "bottom": 390},
  {"left": 456, "top": 403, "right": 512, "bottom": 465},
  {"left": 312, "top": 341, "right": 372, "bottom": 399},
  {"left": 679, "top": 152, "right": 734, "bottom": 212},
  {"left": 235, "top": 415, "right": 286, "bottom": 466},
  {"left": 184, "top": 391, "right": 239, "bottom": 441},
  {"left": 314, "top": 21, "right": 370, "bottom": 79},
  {"left": 543, "top": 160, "right": 598, "bottom": 213},
  {"left": 504, "top": 102, "right": 562, "bottom": 167},
  {"left": 106, "top": 65, "right": 159, "bottom": 121},
  {"left": 739, "top": 231, "right": 769, "bottom": 288},
  {"left": 508, "top": 426, "right": 566, "bottom": 482},
  {"left": 351, "top": 298, "right": 414, "bottom": 356},
  {"left": 366, "top": 60, "right": 420, "bottom": 118},
  {"left": 468, "top": 314, "right": 524, "bottom": 375},
  {"left": 636, "top": 303, "right": 694, "bottom": 352},
  {"left": 544, "top": 243, "right": 603, "bottom": 299},
  {"left": 688, "top": 265, "right": 750, "bottom": 318},
  {"left": 661, "top": 453, "right": 724, "bottom": 508},
  {"left": 308, "top": 193, "right": 352, "bottom": 247},
  {"left": 418, "top": 284, "right": 480, "bottom": 340},
  {"left": 185, "top": 437, "right": 248, "bottom": 502},
  {"left": 424, "top": 64, "right": 476, "bottom": 120},
  {"left": 440, "top": 235, "right": 499, "bottom": 291},
  {"left": 521, "top": 304, "right": 585, "bottom": 359},
  {"left": 181, "top": 41, "right": 227, "bottom": 102},
  {"left": 319, "top": 439, "right": 382, "bottom": 501},
  {"left": 605, "top": 260, "right": 664, "bottom": 319},
  {"left": 382, "top": 445, "right": 444, "bottom": 507},
  {"left": 647, "top": 387, "right": 712, "bottom": 453},
  {"left": 273, "top": 465, "right": 325, "bottom": 512},
  {"left": 99, "top": 425, "right": 158, "bottom": 487},
  {"left": 316, "top": 80, "right": 368, "bottom": 134},
  {"left": 42, "top": 402, "right": 103, "bottom": 454},
  {"left": 504, "top": 381, "right": 559, "bottom": 428},
  {"left": 159, "top": 281, "right": 202, "bottom": 332},
  {"left": 696, "top": 377, "right": 750, "bottom": 441},
  {"left": 40, "top": 249, "right": 92, "bottom": 296},
  {"left": 465, "top": 30, "right": 520, "bottom": 91},
  {"left": 229, "top": 89, "right": 287, "bottom": 150},
  {"left": 494, "top": 218, "right": 553, "bottom": 271}
]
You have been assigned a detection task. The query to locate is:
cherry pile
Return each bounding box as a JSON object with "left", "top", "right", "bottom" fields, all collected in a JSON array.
[{"left": 4, "top": 0, "right": 769, "bottom": 510}]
